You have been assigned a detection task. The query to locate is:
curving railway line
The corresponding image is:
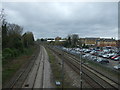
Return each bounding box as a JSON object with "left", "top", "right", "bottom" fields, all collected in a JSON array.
[
  {"left": 47, "top": 45, "right": 119, "bottom": 89},
  {"left": 22, "top": 45, "right": 45, "bottom": 88},
  {"left": 4, "top": 45, "right": 47, "bottom": 89},
  {"left": 3, "top": 45, "right": 40, "bottom": 88}
]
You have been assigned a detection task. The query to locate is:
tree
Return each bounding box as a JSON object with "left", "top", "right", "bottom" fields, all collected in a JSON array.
[
  {"left": 1, "top": 9, "right": 7, "bottom": 49},
  {"left": 2, "top": 20, "right": 7, "bottom": 49},
  {"left": 6, "top": 23, "right": 23, "bottom": 50},
  {"left": 71, "top": 34, "right": 79, "bottom": 47},
  {"left": 22, "top": 32, "right": 34, "bottom": 48}
]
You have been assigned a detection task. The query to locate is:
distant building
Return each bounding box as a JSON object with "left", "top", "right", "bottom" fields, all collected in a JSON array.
[
  {"left": 55, "top": 36, "right": 61, "bottom": 41},
  {"left": 96, "top": 38, "right": 117, "bottom": 47},
  {"left": 58, "top": 40, "right": 66, "bottom": 42},
  {"left": 47, "top": 38, "right": 55, "bottom": 42},
  {"left": 80, "top": 37, "right": 100, "bottom": 46},
  {"left": 116, "top": 40, "right": 120, "bottom": 49},
  {"left": 79, "top": 37, "right": 117, "bottom": 47}
]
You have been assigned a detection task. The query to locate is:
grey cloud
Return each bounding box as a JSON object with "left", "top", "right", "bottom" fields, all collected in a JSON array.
[{"left": 2, "top": 2, "right": 118, "bottom": 39}]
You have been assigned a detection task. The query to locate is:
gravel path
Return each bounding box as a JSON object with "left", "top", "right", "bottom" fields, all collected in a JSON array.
[
  {"left": 22, "top": 45, "right": 54, "bottom": 88},
  {"left": 42, "top": 46, "right": 54, "bottom": 88}
]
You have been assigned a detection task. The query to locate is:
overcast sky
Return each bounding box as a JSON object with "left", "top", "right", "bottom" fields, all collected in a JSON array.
[{"left": 2, "top": 2, "right": 118, "bottom": 39}]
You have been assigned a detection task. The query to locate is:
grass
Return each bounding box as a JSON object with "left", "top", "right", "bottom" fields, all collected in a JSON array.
[
  {"left": 46, "top": 47, "right": 76, "bottom": 88},
  {"left": 81, "top": 57, "right": 120, "bottom": 79},
  {"left": 46, "top": 48, "right": 61, "bottom": 88},
  {"left": 2, "top": 46, "right": 37, "bottom": 85}
]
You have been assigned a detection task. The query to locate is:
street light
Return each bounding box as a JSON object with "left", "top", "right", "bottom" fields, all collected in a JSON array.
[
  {"left": 80, "top": 51, "right": 82, "bottom": 90},
  {"left": 62, "top": 53, "right": 64, "bottom": 90},
  {"left": 59, "top": 53, "right": 64, "bottom": 89}
]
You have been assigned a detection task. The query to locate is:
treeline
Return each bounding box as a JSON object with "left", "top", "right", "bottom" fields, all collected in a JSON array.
[
  {"left": 44, "top": 34, "right": 82, "bottom": 48},
  {"left": 2, "top": 20, "right": 35, "bottom": 61}
]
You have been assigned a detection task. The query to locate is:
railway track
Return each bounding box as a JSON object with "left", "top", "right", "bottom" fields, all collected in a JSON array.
[
  {"left": 22, "top": 45, "right": 45, "bottom": 88},
  {"left": 65, "top": 52, "right": 119, "bottom": 89},
  {"left": 64, "top": 51, "right": 120, "bottom": 89},
  {"left": 32, "top": 46, "right": 45, "bottom": 88},
  {"left": 4, "top": 45, "right": 46, "bottom": 89},
  {"left": 32, "top": 46, "right": 43, "bottom": 88},
  {"left": 3, "top": 45, "right": 40, "bottom": 88},
  {"left": 48, "top": 46, "right": 119, "bottom": 89}
]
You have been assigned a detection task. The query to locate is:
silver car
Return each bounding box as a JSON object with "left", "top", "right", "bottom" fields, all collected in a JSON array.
[{"left": 114, "top": 64, "right": 120, "bottom": 70}]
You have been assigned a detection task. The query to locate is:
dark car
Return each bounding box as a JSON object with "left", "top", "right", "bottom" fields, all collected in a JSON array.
[{"left": 99, "top": 59, "right": 109, "bottom": 64}]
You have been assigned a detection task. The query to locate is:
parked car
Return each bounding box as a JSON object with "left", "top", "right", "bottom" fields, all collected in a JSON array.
[
  {"left": 97, "top": 58, "right": 103, "bottom": 62},
  {"left": 106, "top": 53, "right": 116, "bottom": 59},
  {"left": 102, "top": 54, "right": 109, "bottom": 58},
  {"left": 99, "top": 59, "right": 109, "bottom": 64},
  {"left": 84, "top": 49, "right": 91, "bottom": 53},
  {"left": 90, "top": 56, "right": 97, "bottom": 61},
  {"left": 90, "top": 51, "right": 95, "bottom": 54},
  {"left": 111, "top": 55, "right": 120, "bottom": 60},
  {"left": 97, "top": 58, "right": 109, "bottom": 64},
  {"left": 98, "top": 53, "right": 104, "bottom": 57},
  {"left": 114, "top": 64, "right": 120, "bottom": 70},
  {"left": 113, "top": 56, "right": 120, "bottom": 61}
]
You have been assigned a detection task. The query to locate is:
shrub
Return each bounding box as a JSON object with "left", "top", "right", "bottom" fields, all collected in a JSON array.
[
  {"left": 3, "top": 48, "right": 14, "bottom": 60},
  {"left": 12, "top": 48, "right": 19, "bottom": 57}
]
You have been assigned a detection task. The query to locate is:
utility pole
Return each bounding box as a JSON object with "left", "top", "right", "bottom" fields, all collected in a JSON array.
[
  {"left": 62, "top": 53, "right": 64, "bottom": 90},
  {"left": 80, "top": 51, "right": 82, "bottom": 90}
]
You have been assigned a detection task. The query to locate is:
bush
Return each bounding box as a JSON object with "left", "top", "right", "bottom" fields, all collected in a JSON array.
[
  {"left": 23, "top": 48, "right": 28, "bottom": 54},
  {"left": 12, "top": 48, "right": 20, "bottom": 57},
  {"left": 3, "top": 48, "right": 14, "bottom": 60}
]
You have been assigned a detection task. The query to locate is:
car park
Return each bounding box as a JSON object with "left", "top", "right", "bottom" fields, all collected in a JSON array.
[{"left": 58, "top": 46, "right": 120, "bottom": 70}]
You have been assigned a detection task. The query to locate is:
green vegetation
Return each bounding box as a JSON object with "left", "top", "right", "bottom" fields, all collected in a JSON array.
[
  {"left": 2, "top": 46, "right": 36, "bottom": 85},
  {"left": 47, "top": 34, "right": 83, "bottom": 48},
  {"left": 2, "top": 20, "right": 35, "bottom": 65},
  {"left": 1, "top": 12, "right": 36, "bottom": 85},
  {"left": 46, "top": 48, "right": 61, "bottom": 88},
  {"left": 63, "top": 34, "right": 80, "bottom": 48}
]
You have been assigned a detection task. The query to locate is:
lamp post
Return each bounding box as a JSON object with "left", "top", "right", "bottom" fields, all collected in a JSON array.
[
  {"left": 80, "top": 51, "right": 82, "bottom": 90},
  {"left": 59, "top": 53, "right": 64, "bottom": 90}
]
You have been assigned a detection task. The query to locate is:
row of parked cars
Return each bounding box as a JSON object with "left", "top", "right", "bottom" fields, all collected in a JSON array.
[
  {"left": 57, "top": 46, "right": 120, "bottom": 70},
  {"left": 82, "top": 54, "right": 109, "bottom": 64},
  {"left": 83, "top": 53, "right": 120, "bottom": 70},
  {"left": 79, "top": 48, "right": 120, "bottom": 61}
]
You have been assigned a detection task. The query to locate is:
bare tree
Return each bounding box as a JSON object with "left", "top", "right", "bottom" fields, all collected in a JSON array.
[{"left": 71, "top": 34, "right": 79, "bottom": 47}]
